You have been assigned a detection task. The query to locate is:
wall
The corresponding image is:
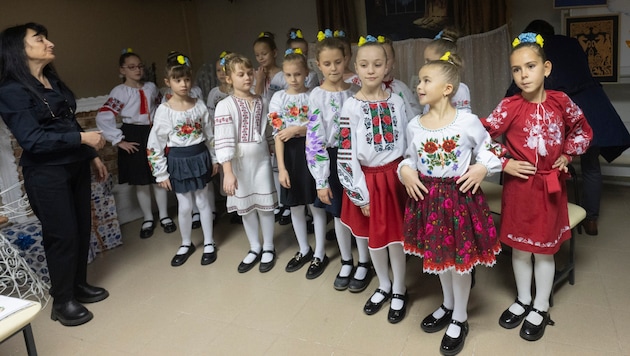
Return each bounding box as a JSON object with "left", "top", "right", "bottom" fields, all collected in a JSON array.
[{"left": 0, "top": 0, "right": 203, "bottom": 98}]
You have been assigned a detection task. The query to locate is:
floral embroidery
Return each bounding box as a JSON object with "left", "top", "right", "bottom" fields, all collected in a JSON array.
[
  {"left": 174, "top": 118, "right": 202, "bottom": 139},
  {"left": 268, "top": 112, "right": 284, "bottom": 131},
  {"left": 418, "top": 135, "right": 461, "bottom": 174},
  {"left": 364, "top": 101, "right": 398, "bottom": 152},
  {"left": 340, "top": 126, "right": 351, "bottom": 149},
  {"left": 146, "top": 147, "right": 165, "bottom": 174},
  {"left": 268, "top": 103, "right": 310, "bottom": 134},
  {"left": 305, "top": 109, "right": 328, "bottom": 168}
]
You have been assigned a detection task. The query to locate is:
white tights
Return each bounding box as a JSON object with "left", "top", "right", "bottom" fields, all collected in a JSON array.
[
  {"left": 242, "top": 210, "right": 275, "bottom": 263},
  {"left": 369, "top": 244, "right": 406, "bottom": 310},
  {"left": 511, "top": 248, "right": 555, "bottom": 325},
  {"left": 290, "top": 205, "right": 327, "bottom": 259},
  {"left": 136, "top": 184, "right": 169, "bottom": 222},
  {"left": 335, "top": 218, "right": 370, "bottom": 278},
  {"left": 174, "top": 186, "right": 214, "bottom": 254}
]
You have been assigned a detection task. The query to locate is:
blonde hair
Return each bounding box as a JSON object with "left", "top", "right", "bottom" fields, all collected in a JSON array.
[
  {"left": 423, "top": 53, "right": 462, "bottom": 98},
  {"left": 223, "top": 52, "right": 253, "bottom": 79}
]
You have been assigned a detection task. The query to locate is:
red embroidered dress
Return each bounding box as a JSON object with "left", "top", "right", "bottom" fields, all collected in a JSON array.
[{"left": 483, "top": 91, "right": 593, "bottom": 254}]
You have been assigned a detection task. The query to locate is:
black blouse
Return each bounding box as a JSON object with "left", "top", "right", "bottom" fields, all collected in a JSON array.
[{"left": 0, "top": 76, "right": 96, "bottom": 166}]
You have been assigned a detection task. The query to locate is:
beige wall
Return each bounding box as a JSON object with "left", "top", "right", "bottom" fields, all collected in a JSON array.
[{"left": 0, "top": 0, "right": 203, "bottom": 98}]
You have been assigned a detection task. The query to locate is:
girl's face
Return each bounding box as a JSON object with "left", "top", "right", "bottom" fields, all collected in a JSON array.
[
  {"left": 416, "top": 65, "right": 452, "bottom": 106},
  {"left": 510, "top": 46, "right": 551, "bottom": 101},
  {"left": 216, "top": 59, "right": 227, "bottom": 84},
  {"left": 383, "top": 43, "right": 395, "bottom": 78},
  {"left": 24, "top": 28, "right": 55, "bottom": 64},
  {"left": 283, "top": 60, "right": 308, "bottom": 93},
  {"left": 317, "top": 47, "right": 345, "bottom": 84},
  {"left": 226, "top": 63, "right": 254, "bottom": 94},
  {"left": 164, "top": 75, "right": 191, "bottom": 98},
  {"left": 423, "top": 46, "right": 442, "bottom": 63},
  {"left": 254, "top": 42, "right": 276, "bottom": 68},
  {"left": 354, "top": 45, "right": 386, "bottom": 89},
  {"left": 120, "top": 55, "right": 144, "bottom": 83}
]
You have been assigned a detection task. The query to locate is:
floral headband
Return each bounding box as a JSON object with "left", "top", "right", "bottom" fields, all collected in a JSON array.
[
  {"left": 512, "top": 32, "right": 544, "bottom": 48},
  {"left": 358, "top": 35, "right": 385, "bottom": 47},
  {"left": 317, "top": 29, "right": 333, "bottom": 41},
  {"left": 284, "top": 48, "right": 303, "bottom": 56},
  {"left": 333, "top": 30, "right": 345, "bottom": 38},
  {"left": 290, "top": 30, "right": 303, "bottom": 39},
  {"left": 439, "top": 51, "right": 454, "bottom": 64},
  {"left": 433, "top": 30, "right": 454, "bottom": 42},
  {"left": 258, "top": 32, "right": 272, "bottom": 38},
  {"left": 121, "top": 47, "right": 133, "bottom": 54},
  {"left": 176, "top": 55, "right": 191, "bottom": 67}
]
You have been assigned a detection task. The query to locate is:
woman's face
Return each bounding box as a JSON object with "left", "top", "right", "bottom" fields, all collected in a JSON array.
[{"left": 24, "top": 28, "right": 55, "bottom": 64}]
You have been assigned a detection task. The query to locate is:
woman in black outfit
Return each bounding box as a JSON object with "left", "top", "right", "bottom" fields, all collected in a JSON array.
[{"left": 0, "top": 23, "right": 109, "bottom": 326}]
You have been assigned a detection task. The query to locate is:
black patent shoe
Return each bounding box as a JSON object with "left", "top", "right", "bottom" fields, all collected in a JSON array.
[
  {"left": 171, "top": 244, "right": 196, "bottom": 267},
  {"left": 333, "top": 258, "right": 354, "bottom": 291},
  {"left": 237, "top": 250, "right": 260, "bottom": 273},
  {"left": 160, "top": 217, "right": 177, "bottom": 233},
  {"left": 259, "top": 250, "right": 277, "bottom": 273},
  {"left": 363, "top": 288, "right": 391, "bottom": 315},
  {"left": 51, "top": 300, "right": 93, "bottom": 327},
  {"left": 440, "top": 320, "right": 469, "bottom": 356},
  {"left": 520, "top": 308, "right": 555, "bottom": 341},
  {"left": 306, "top": 255, "right": 329, "bottom": 279},
  {"left": 74, "top": 284, "right": 109, "bottom": 303},
  {"left": 191, "top": 213, "right": 201, "bottom": 229},
  {"left": 139, "top": 220, "right": 155, "bottom": 239},
  {"left": 285, "top": 248, "right": 313, "bottom": 272},
  {"left": 201, "top": 243, "right": 217, "bottom": 265},
  {"left": 387, "top": 293, "right": 408, "bottom": 324},
  {"left": 348, "top": 261, "right": 373, "bottom": 293},
  {"left": 499, "top": 298, "right": 531, "bottom": 329},
  {"left": 421, "top": 304, "right": 453, "bottom": 333}
]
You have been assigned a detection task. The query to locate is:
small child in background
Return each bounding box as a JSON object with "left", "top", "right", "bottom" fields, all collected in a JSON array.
[
  {"left": 330, "top": 30, "right": 360, "bottom": 86},
  {"left": 337, "top": 35, "right": 409, "bottom": 324},
  {"left": 307, "top": 31, "right": 372, "bottom": 292},
  {"left": 286, "top": 28, "right": 319, "bottom": 90},
  {"left": 483, "top": 33, "right": 592, "bottom": 342},
  {"left": 422, "top": 28, "right": 471, "bottom": 114},
  {"left": 269, "top": 49, "right": 328, "bottom": 278},
  {"left": 399, "top": 52, "right": 502, "bottom": 355},
  {"left": 147, "top": 52, "right": 219, "bottom": 267},
  {"left": 381, "top": 37, "right": 422, "bottom": 119},
  {"left": 96, "top": 49, "right": 176, "bottom": 239},
  {"left": 214, "top": 53, "right": 278, "bottom": 273}
]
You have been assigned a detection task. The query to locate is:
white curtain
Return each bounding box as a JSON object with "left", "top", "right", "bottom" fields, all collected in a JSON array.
[{"left": 392, "top": 24, "right": 512, "bottom": 118}]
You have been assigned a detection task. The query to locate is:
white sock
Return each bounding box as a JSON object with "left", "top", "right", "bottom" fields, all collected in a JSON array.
[
  {"left": 354, "top": 237, "right": 370, "bottom": 280},
  {"left": 153, "top": 184, "right": 170, "bottom": 220},
  {"left": 136, "top": 185, "right": 153, "bottom": 222},
  {"left": 290, "top": 206, "right": 310, "bottom": 255},
  {"left": 389, "top": 245, "right": 407, "bottom": 310},
  {"left": 310, "top": 205, "right": 327, "bottom": 259},
  {"left": 445, "top": 271, "right": 471, "bottom": 338},
  {"left": 511, "top": 248, "right": 534, "bottom": 315},
  {"left": 241, "top": 212, "right": 261, "bottom": 263},
  {"left": 259, "top": 210, "right": 275, "bottom": 263}
]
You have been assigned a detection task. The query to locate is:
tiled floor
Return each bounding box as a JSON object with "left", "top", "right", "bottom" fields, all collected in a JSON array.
[{"left": 1, "top": 182, "right": 630, "bottom": 355}]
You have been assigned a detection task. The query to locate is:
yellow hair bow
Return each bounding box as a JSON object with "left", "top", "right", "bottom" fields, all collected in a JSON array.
[
  {"left": 259, "top": 32, "right": 265, "bottom": 38},
  {"left": 439, "top": 51, "right": 451, "bottom": 61},
  {"left": 377, "top": 36, "right": 386, "bottom": 43},
  {"left": 294, "top": 48, "right": 303, "bottom": 55},
  {"left": 219, "top": 51, "right": 228, "bottom": 59},
  {"left": 512, "top": 32, "right": 545, "bottom": 48},
  {"left": 177, "top": 55, "right": 186, "bottom": 65},
  {"left": 358, "top": 36, "right": 367, "bottom": 47},
  {"left": 296, "top": 30, "right": 303, "bottom": 38},
  {"left": 317, "top": 31, "right": 325, "bottom": 42}
]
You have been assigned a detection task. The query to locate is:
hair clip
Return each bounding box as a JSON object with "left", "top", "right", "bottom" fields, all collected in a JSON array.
[
  {"left": 290, "top": 30, "right": 303, "bottom": 39},
  {"left": 219, "top": 51, "right": 228, "bottom": 59},
  {"left": 333, "top": 30, "right": 346, "bottom": 38},
  {"left": 358, "top": 35, "right": 384, "bottom": 47},
  {"left": 512, "top": 32, "right": 544, "bottom": 48},
  {"left": 121, "top": 47, "right": 133, "bottom": 54},
  {"left": 220, "top": 57, "right": 226, "bottom": 67},
  {"left": 440, "top": 51, "right": 452, "bottom": 62},
  {"left": 317, "top": 29, "right": 333, "bottom": 42},
  {"left": 434, "top": 30, "right": 444, "bottom": 40},
  {"left": 284, "top": 48, "right": 303, "bottom": 56},
  {"left": 177, "top": 55, "right": 190, "bottom": 67}
]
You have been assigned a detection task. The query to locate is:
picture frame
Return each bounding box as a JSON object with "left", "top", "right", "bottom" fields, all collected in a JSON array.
[
  {"left": 565, "top": 14, "right": 620, "bottom": 82},
  {"left": 554, "top": 0, "right": 607, "bottom": 9}
]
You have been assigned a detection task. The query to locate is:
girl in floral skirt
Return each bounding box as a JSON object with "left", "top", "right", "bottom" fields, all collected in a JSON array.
[{"left": 398, "top": 52, "right": 502, "bottom": 356}]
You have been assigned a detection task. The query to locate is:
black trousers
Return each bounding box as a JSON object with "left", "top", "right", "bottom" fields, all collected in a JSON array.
[{"left": 23, "top": 160, "right": 92, "bottom": 304}]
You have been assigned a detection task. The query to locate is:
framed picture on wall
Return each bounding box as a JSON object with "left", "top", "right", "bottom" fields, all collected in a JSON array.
[
  {"left": 565, "top": 14, "right": 619, "bottom": 82},
  {"left": 554, "top": 0, "right": 607, "bottom": 8}
]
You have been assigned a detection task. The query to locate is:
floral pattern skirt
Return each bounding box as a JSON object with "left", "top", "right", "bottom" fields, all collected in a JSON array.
[{"left": 403, "top": 175, "right": 501, "bottom": 274}]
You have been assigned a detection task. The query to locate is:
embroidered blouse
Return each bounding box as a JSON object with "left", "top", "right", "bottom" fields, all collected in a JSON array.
[{"left": 267, "top": 90, "right": 311, "bottom": 137}]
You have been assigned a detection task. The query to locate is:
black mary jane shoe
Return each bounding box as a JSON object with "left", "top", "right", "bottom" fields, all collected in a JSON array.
[
  {"left": 285, "top": 248, "right": 313, "bottom": 273},
  {"left": 74, "top": 283, "right": 109, "bottom": 303},
  {"left": 191, "top": 212, "right": 201, "bottom": 229},
  {"left": 348, "top": 261, "right": 373, "bottom": 293},
  {"left": 160, "top": 217, "right": 178, "bottom": 233},
  {"left": 306, "top": 255, "right": 329, "bottom": 280},
  {"left": 440, "top": 320, "right": 469, "bottom": 356},
  {"left": 51, "top": 300, "right": 93, "bottom": 327},
  {"left": 519, "top": 308, "right": 555, "bottom": 341},
  {"left": 499, "top": 298, "right": 531, "bottom": 329},
  {"left": 200, "top": 243, "right": 217, "bottom": 265},
  {"left": 387, "top": 293, "right": 408, "bottom": 324},
  {"left": 171, "top": 244, "right": 196, "bottom": 267},
  {"left": 363, "top": 288, "right": 391, "bottom": 315},
  {"left": 259, "top": 250, "right": 277, "bottom": 273},
  {"left": 238, "top": 250, "right": 261, "bottom": 273},
  {"left": 333, "top": 258, "right": 354, "bottom": 291},
  {"left": 139, "top": 220, "right": 155, "bottom": 239},
  {"left": 421, "top": 304, "right": 453, "bottom": 333}
]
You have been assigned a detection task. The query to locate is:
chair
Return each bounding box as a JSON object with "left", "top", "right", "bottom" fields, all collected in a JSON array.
[{"left": 0, "top": 298, "right": 41, "bottom": 356}]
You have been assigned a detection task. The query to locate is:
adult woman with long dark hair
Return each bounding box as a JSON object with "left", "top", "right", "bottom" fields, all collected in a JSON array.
[{"left": 0, "top": 23, "right": 109, "bottom": 326}]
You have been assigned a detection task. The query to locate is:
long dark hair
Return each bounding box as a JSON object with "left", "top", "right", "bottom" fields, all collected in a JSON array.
[{"left": 0, "top": 22, "right": 60, "bottom": 98}]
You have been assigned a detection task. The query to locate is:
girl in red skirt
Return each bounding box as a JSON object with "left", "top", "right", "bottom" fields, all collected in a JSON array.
[
  {"left": 338, "top": 36, "right": 409, "bottom": 324},
  {"left": 399, "top": 52, "right": 502, "bottom": 355}
]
